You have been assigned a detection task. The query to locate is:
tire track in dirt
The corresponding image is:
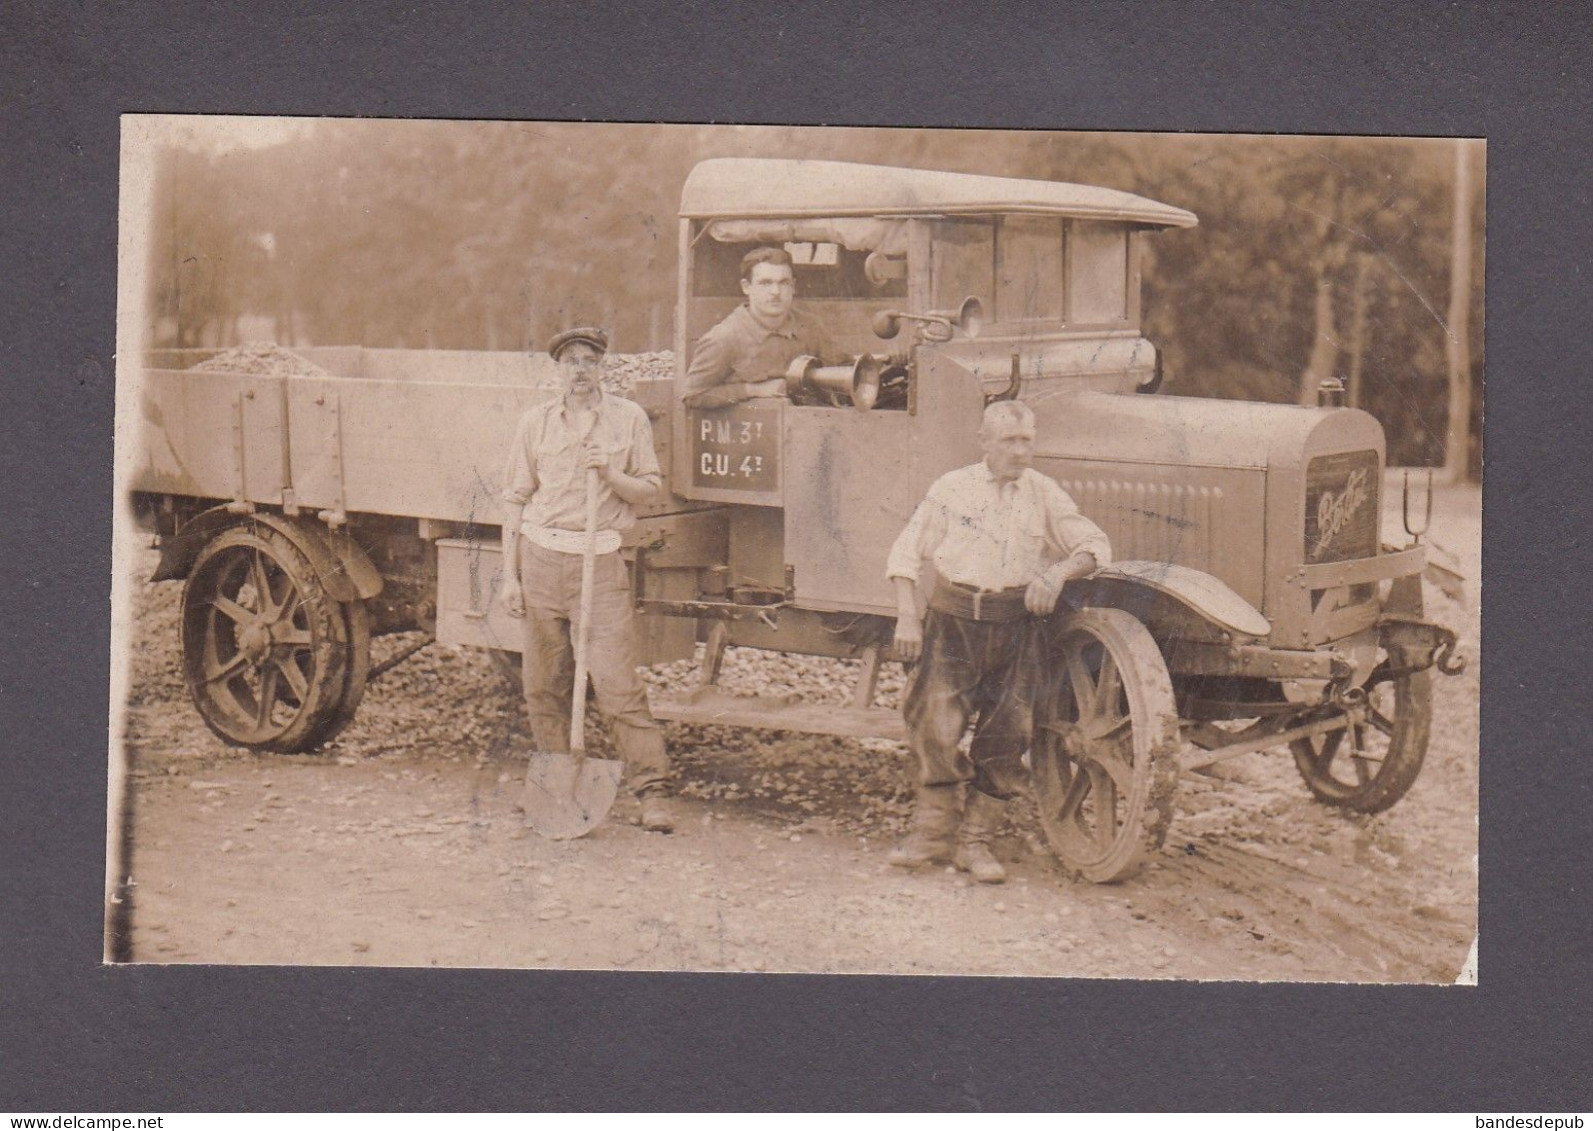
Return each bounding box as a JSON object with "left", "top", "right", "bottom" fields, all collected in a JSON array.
[{"left": 1144, "top": 835, "right": 1472, "bottom": 982}]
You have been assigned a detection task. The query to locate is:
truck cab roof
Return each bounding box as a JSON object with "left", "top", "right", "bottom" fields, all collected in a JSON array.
[{"left": 680, "top": 158, "right": 1198, "bottom": 228}]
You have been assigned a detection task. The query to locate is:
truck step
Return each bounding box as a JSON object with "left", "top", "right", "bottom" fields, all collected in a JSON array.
[{"left": 649, "top": 688, "right": 906, "bottom": 741}]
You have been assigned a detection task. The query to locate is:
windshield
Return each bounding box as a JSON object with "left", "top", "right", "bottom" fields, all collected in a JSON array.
[
  {"left": 931, "top": 219, "right": 995, "bottom": 314},
  {"left": 995, "top": 216, "right": 1066, "bottom": 323},
  {"left": 931, "top": 216, "right": 1129, "bottom": 328}
]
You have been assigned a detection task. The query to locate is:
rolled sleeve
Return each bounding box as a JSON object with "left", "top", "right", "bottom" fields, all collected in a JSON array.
[
  {"left": 625, "top": 408, "right": 663, "bottom": 488},
  {"left": 501, "top": 411, "right": 540, "bottom": 507},
  {"left": 1041, "top": 481, "right": 1112, "bottom": 570},
  {"left": 885, "top": 495, "right": 946, "bottom": 583}
]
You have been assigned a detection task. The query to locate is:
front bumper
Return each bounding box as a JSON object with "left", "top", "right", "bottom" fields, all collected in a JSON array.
[
  {"left": 1168, "top": 609, "right": 1464, "bottom": 687},
  {"left": 1290, "top": 543, "right": 1426, "bottom": 590}
]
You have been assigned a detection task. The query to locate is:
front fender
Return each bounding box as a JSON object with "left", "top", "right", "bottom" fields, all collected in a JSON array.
[
  {"left": 151, "top": 506, "right": 383, "bottom": 602},
  {"left": 1066, "top": 560, "right": 1271, "bottom": 640}
]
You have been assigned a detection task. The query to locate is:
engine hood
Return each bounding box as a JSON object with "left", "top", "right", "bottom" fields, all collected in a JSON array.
[{"left": 1028, "top": 390, "right": 1385, "bottom": 471}]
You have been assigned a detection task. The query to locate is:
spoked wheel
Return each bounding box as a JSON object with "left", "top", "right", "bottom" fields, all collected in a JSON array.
[
  {"left": 1291, "top": 665, "right": 1432, "bottom": 813},
  {"left": 303, "top": 598, "right": 372, "bottom": 748},
  {"left": 180, "top": 524, "right": 350, "bottom": 752},
  {"left": 1031, "top": 607, "right": 1181, "bottom": 883}
]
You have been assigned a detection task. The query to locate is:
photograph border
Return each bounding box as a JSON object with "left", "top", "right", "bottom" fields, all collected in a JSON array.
[{"left": 4, "top": 2, "right": 1589, "bottom": 1111}]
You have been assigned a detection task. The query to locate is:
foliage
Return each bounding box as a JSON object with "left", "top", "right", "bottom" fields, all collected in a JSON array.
[{"left": 142, "top": 123, "right": 1483, "bottom": 470}]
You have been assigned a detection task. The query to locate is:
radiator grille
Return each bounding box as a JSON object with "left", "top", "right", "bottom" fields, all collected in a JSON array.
[{"left": 1055, "top": 478, "right": 1220, "bottom": 571}]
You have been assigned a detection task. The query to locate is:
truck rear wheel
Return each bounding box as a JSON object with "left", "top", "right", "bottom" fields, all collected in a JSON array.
[
  {"left": 302, "top": 598, "right": 371, "bottom": 749},
  {"left": 180, "top": 524, "right": 350, "bottom": 752},
  {"left": 1031, "top": 608, "right": 1181, "bottom": 883},
  {"left": 1290, "top": 666, "right": 1432, "bottom": 813}
]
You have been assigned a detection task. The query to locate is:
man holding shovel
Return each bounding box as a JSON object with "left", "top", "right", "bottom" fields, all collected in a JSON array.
[{"left": 501, "top": 326, "right": 675, "bottom": 834}]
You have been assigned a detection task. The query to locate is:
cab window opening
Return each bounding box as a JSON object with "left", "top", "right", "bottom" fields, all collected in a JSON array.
[{"left": 691, "top": 238, "right": 906, "bottom": 300}]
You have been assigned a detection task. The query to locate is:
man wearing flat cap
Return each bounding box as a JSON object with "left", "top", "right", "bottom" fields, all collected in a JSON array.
[{"left": 501, "top": 326, "right": 675, "bottom": 832}]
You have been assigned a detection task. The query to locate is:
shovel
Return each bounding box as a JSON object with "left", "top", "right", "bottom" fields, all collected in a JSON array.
[{"left": 523, "top": 466, "right": 625, "bottom": 839}]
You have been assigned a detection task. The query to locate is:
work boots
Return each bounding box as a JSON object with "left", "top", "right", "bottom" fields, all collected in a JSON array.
[
  {"left": 888, "top": 785, "right": 961, "bottom": 869},
  {"left": 639, "top": 793, "right": 675, "bottom": 834},
  {"left": 953, "top": 790, "right": 1008, "bottom": 884}
]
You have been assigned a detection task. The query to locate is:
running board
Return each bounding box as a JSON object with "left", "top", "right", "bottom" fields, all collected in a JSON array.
[{"left": 648, "top": 688, "right": 906, "bottom": 741}]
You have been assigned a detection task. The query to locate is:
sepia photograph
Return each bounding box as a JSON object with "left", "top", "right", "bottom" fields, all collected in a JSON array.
[{"left": 109, "top": 116, "right": 1482, "bottom": 982}]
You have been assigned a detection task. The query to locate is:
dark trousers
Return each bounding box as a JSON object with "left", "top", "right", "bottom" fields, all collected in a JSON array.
[
  {"left": 902, "top": 609, "right": 1042, "bottom": 801},
  {"left": 518, "top": 540, "right": 671, "bottom": 796}
]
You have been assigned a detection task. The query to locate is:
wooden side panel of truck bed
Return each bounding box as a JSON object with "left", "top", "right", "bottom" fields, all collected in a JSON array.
[{"left": 134, "top": 367, "right": 683, "bottom": 525}]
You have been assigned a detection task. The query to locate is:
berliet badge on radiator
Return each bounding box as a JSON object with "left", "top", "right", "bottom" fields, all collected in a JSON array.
[{"left": 1313, "top": 466, "right": 1371, "bottom": 559}]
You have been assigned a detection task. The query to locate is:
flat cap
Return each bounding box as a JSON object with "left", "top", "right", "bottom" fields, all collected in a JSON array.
[{"left": 547, "top": 326, "right": 609, "bottom": 361}]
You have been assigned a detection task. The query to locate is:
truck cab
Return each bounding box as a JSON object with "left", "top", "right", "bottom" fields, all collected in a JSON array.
[{"left": 670, "top": 158, "right": 1196, "bottom": 615}]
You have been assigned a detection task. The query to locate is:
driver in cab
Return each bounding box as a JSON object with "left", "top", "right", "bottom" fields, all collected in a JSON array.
[{"left": 680, "top": 246, "right": 848, "bottom": 410}]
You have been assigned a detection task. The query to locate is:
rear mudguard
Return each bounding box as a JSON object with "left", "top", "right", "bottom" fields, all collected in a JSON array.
[
  {"left": 151, "top": 505, "right": 383, "bottom": 602},
  {"left": 1065, "top": 560, "right": 1271, "bottom": 641}
]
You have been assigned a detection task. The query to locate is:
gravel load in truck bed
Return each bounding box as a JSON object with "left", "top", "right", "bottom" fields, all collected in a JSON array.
[
  {"left": 531, "top": 350, "right": 674, "bottom": 399},
  {"left": 191, "top": 343, "right": 674, "bottom": 398},
  {"left": 188, "top": 342, "right": 335, "bottom": 379}
]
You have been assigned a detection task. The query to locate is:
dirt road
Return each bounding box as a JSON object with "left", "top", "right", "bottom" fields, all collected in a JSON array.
[{"left": 116, "top": 484, "right": 1480, "bottom": 982}]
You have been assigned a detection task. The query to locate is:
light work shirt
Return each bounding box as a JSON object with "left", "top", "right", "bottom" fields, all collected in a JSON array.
[
  {"left": 501, "top": 392, "right": 661, "bottom": 534},
  {"left": 681, "top": 303, "right": 845, "bottom": 408},
  {"left": 886, "top": 462, "right": 1112, "bottom": 591}
]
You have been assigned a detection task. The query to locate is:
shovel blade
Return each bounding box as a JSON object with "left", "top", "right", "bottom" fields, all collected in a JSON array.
[{"left": 523, "top": 751, "right": 624, "bottom": 840}]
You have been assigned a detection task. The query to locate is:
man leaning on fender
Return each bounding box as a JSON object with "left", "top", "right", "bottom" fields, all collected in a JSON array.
[{"left": 885, "top": 399, "right": 1111, "bottom": 883}]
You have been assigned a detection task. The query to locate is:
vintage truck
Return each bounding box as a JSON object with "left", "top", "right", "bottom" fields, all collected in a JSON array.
[{"left": 128, "top": 157, "right": 1463, "bottom": 882}]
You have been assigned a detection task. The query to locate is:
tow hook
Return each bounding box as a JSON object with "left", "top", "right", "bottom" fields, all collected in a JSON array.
[
  {"left": 1379, "top": 614, "right": 1467, "bottom": 677},
  {"left": 1434, "top": 630, "right": 1466, "bottom": 675}
]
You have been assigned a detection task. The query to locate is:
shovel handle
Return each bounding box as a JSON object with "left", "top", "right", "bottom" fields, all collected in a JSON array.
[{"left": 570, "top": 466, "right": 601, "bottom": 758}]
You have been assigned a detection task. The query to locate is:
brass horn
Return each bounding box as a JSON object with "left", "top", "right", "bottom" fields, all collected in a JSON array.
[
  {"left": 872, "top": 295, "right": 984, "bottom": 342},
  {"left": 784, "top": 353, "right": 883, "bottom": 411}
]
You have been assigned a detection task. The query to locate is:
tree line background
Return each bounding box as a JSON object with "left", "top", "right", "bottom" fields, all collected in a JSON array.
[{"left": 141, "top": 120, "right": 1483, "bottom": 474}]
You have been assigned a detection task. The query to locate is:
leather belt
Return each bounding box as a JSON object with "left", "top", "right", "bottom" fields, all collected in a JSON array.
[{"left": 929, "top": 578, "right": 1031, "bottom": 623}]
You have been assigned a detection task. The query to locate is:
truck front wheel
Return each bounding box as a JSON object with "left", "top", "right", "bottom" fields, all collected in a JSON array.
[
  {"left": 180, "top": 524, "right": 351, "bottom": 752},
  {"left": 1290, "top": 666, "right": 1432, "bottom": 813},
  {"left": 1031, "top": 608, "right": 1182, "bottom": 883}
]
